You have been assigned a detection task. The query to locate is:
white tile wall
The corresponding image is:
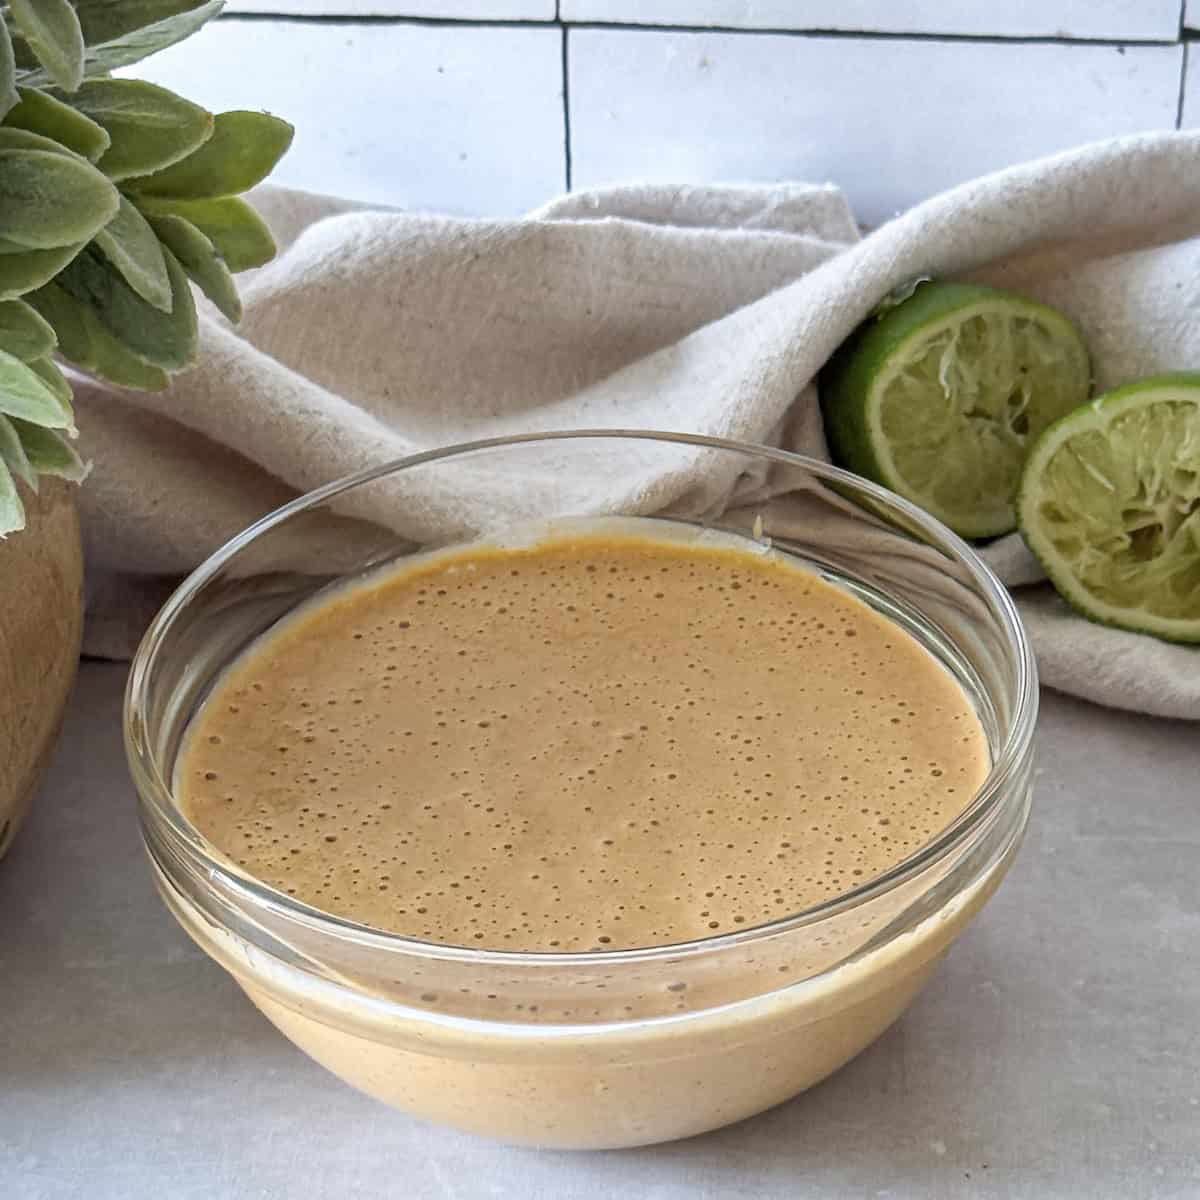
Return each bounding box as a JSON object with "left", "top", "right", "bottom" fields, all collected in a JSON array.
[
  {"left": 225, "top": 1, "right": 556, "bottom": 16},
  {"left": 122, "top": 20, "right": 565, "bottom": 214},
  {"left": 1185, "top": 0, "right": 1197, "bottom": 31},
  {"left": 569, "top": 32, "right": 1184, "bottom": 226},
  {"left": 561, "top": 0, "right": 1182, "bottom": 41},
  {"left": 118, "top": 12, "right": 1192, "bottom": 217}
]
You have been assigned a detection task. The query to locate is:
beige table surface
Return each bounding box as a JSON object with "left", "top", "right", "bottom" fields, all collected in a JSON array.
[{"left": 2, "top": 661, "right": 1198, "bottom": 1199}]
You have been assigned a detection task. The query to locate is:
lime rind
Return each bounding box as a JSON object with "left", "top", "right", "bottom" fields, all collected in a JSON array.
[
  {"left": 821, "top": 282, "right": 1091, "bottom": 539},
  {"left": 1017, "top": 374, "right": 1200, "bottom": 643}
]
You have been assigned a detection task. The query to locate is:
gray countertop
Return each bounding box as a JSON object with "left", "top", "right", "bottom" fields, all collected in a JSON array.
[{"left": 2, "top": 662, "right": 1198, "bottom": 1199}]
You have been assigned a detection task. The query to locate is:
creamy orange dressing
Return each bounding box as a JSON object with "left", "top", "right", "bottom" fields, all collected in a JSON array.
[{"left": 180, "top": 529, "right": 988, "bottom": 951}]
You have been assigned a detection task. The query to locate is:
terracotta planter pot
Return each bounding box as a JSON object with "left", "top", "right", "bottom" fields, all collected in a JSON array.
[{"left": 0, "top": 482, "right": 83, "bottom": 860}]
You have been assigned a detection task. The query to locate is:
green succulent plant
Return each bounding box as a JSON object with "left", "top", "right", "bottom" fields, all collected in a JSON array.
[{"left": 0, "top": 0, "right": 292, "bottom": 534}]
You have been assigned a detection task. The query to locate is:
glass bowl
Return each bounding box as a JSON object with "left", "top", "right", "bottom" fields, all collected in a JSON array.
[{"left": 125, "top": 431, "right": 1036, "bottom": 1150}]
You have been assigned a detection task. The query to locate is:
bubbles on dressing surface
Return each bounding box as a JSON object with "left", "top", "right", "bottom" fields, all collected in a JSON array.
[{"left": 179, "top": 534, "right": 990, "bottom": 951}]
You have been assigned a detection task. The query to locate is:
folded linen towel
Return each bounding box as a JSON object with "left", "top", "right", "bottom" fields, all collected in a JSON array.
[{"left": 75, "top": 131, "right": 1200, "bottom": 718}]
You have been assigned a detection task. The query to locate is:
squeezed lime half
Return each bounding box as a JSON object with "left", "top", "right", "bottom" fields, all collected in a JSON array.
[
  {"left": 820, "top": 281, "right": 1091, "bottom": 538},
  {"left": 1017, "top": 374, "right": 1200, "bottom": 642}
]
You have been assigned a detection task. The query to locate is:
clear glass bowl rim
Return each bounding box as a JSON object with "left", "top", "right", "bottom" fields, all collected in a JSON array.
[{"left": 125, "top": 428, "right": 1038, "bottom": 970}]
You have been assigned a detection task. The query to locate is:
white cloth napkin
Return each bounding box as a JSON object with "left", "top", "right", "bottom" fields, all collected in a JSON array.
[{"left": 75, "top": 131, "right": 1200, "bottom": 719}]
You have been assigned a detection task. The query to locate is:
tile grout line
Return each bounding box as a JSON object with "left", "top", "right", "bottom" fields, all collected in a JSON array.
[
  {"left": 1177, "top": 41, "right": 1190, "bottom": 126},
  {"left": 217, "top": 13, "right": 1181, "bottom": 47},
  {"left": 561, "top": 24, "right": 572, "bottom": 191},
  {"left": 222, "top": 12, "right": 551, "bottom": 26},
  {"left": 568, "top": 21, "right": 1180, "bottom": 46},
  {"left": 565, "top": 22, "right": 1177, "bottom": 47},
  {"left": 1176, "top": 0, "right": 1187, "bottom": 129}
]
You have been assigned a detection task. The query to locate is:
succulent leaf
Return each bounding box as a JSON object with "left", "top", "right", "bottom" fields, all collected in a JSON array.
[
  {"left": 57, "top": 246, "right": 196, "bottom": 371},
  {"left": 125, "top": 110, "right": 294, "bottom": 200},
  {"left": 8, "top": 0, "right": 86, "bottom": 93},
  {"left": 136, "top": 194, "right": 276, "bottom": 271},
  {"left": 63, "top": 78, "right": 214, "bottom": 181},
  {"left": 0, "top": 147, "right": 120, "bottom": 249},
  {"left": 0, "top": 345, "right": 74, "bottom": 429},
  {"left": 74, "top": 1, "right": 223, "bottom": 48},
  {"left": 93, "top": 195, "right": 172, "bottom": 311},
  {"left": 0, "top": 412, "right": 36, "bottom": 488},
  {"left": 13, "top": 417, "right": 88, "bottom": 482},
  {"left": 0, "top": 22, "right": 18, "bottom": 120},
  {"left": 25, "top": 356, "right": 74, "bottom": 407},
  {"left": 0, "top": 298, "right": 57, "bottom": 359},
  {"left": 25, "top": 282, "right": 95, "bottom": 368},
  {"left": 76, "top": 1, "right": 225, "bottom": 77},
  {"left": 12, "top": 3, "right": 225, "bottom": 86},
  {"left": 0, "top": 241, "right": 88, "bottom": 301},
  {"left": 3, "top": 87, "right": 110, "bottom": 160},
  {"left": 0, "top": 458, "right": 23, "bottom": 535},
  {"left": 26, "top": 280, "right": 170, "bottom": 390},
  {"left": 149, "top": 213, "right": 240, "bottom": 321},
  {"left": 0, "top": 125, "right": 72, "bottom": 153}
]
